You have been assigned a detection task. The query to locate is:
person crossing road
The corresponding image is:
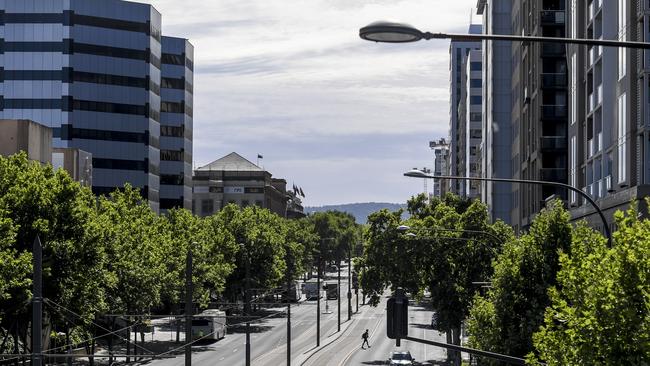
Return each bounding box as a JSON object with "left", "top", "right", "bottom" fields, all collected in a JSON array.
[{"left": 361, "top": 329, "right": 371, "bottom": 349}]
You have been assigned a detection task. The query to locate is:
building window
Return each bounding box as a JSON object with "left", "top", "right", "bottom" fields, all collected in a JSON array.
[
  {"left": 201, "top": 199, "right": 214, "bottom": 215},
  {"left": 618, "top": 93, "right": 627, "bottom": 183},
  {"left": 161, "top": 149, "right": 183, "bottom": 161},
  {"left": 161, "top": 125, "right": 184, "bottom": 137},
  {"left": 571, "top": 55, "right": 577, "bottom": 125},
  {"left": 470, "top": 62, "right": 482, "bottom": 71},
  {"left": 470, "top": 79, "right": 482, "bottom": 88},
  {"left": 570, "top": 136, "right": 577, "bottom": 204},
  {"left": 161, "top": 101, "right": 183, "bottom": 113},
  {"left": 470, "top": 96, "right": 482, "bottom": 105}
]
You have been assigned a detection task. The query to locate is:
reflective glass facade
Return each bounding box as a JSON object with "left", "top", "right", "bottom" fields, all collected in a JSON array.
[
  {"left": 160, "top": 36, "right": 193, "bottom": 212},
  {"left": 0, "top": 0, "right": 193, "bottom": 213}
]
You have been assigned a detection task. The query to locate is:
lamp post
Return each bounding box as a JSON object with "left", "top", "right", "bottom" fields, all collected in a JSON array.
[
  {"left": 403, "top": 169, "right": 612, "bottom": 247},
  {"left": 359, "top": 20, "right": 650, "bottom": 49},
  {"left": 239, "top": 243, "right": 252, "bottom": 366},
  {"left": 347, "top": 243, "right": 352, "bottom": 321},
  {"left": 317, "top": 237, "right": 336, "bottom": 347}
]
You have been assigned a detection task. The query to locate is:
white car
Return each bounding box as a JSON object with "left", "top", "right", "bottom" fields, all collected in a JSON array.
[{"left": 388, "top": 351, "right": 416, "bottom": 365}]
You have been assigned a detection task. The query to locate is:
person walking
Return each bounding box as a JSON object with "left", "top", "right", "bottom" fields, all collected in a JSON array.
[{"left": 361, "top": 329, "right": 370, "bottom": 349}]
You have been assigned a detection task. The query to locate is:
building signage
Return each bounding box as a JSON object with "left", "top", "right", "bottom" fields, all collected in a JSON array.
[{"left": 224, "top": 186, "right": 245, "bottom": 194}]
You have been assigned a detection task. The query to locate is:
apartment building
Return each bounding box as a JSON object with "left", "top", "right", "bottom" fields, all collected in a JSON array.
[
  {"left": 449, "top": 24, "right": 483, "bottom": 194},
  {"left": 509, "top": 0, "right": 569, "bottom": 231},
  {"left": 566, "top": 0, "right": 650, "bottom": 231},
  {"left": 477, "top": 0, "right": 514, "bottom": 225},
  {"left": 430, "top": 138, "right": 450, "bottom": 197}
]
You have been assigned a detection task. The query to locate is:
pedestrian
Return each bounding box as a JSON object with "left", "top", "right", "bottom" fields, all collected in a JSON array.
[{"left": 361, "top": 329, "right": 370, "bottom": 349}]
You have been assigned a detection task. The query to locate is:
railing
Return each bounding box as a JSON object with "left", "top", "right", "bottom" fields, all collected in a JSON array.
[
  {"left": 540, "top": 10, "right": 565, "bottom": 25},
  {"left": 541, "top": 73, "right": 567, "bottom": 88},
  {"left": 540, "top": 136, "right": 568, "bottom": 150},
  {"left": 541, "top": 105, "right": 568, "bottom": 119},
  {"left": 540, "top": 168, "right": 568, "bottom": 182}
]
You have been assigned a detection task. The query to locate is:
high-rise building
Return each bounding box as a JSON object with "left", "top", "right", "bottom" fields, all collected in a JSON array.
[
  {"left": 0, "top": 0, "right": 193, "bottom": 213},
  {"left": 430, "top": 138, "right": 450, "bottom": 197},
  {"left": 160, "top": 36, "right": 194, "bottom": 212},
  {"left": 477, "top": 0, "right": 513, "bottom": 225},
  {"left": 449, "top": 24, "right": 482, "bottom": 194},
  {"left": 566, "top": 0, "right": 650, "bottom": 231},
  {"left": 509, "top": 0, "right": 569, "bottom": 231}
]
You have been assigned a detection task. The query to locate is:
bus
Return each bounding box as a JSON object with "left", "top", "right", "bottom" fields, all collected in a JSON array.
[
  {"left": 191, "top": 309, "right": 227, "bottom": 341},
  {"left": 303, "top": 280, "right": 320, "bottom": 300}
]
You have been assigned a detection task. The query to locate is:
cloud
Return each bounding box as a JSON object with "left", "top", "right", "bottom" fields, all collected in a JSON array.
[{"left": 140, "top": 0, "right": 480, "bottom": 205}]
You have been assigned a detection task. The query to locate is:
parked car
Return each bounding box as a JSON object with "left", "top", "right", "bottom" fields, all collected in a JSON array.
[{"left": 388, "top": 350, "right": 415, "bottom": 365}]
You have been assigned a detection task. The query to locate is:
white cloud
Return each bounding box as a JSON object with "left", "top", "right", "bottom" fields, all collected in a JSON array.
[{"left": 140, "top": 0, "right": 479, "bottom": 205}]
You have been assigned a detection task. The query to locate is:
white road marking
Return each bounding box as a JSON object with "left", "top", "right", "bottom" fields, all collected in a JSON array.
[{"left": 233, "top": 348, "right": 238, "bottom": 353}]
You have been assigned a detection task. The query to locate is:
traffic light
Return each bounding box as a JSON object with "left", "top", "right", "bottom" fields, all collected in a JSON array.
[{"left": 386, "top": 290, "right": 408, "bottom": 339}]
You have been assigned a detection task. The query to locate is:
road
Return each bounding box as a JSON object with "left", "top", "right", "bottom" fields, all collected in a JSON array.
[
  {"left": 301, "top": 295, "right": 447, "bottom": 366},
  {"left": 146, "top": 263, "right": 366, "bottom": 366},
  {"left": 144, "top": 263, "right": 449, "bottom": 365}
]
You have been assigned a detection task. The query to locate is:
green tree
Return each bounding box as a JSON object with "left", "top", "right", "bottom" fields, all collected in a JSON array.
[
  {"left": 219, "top": 205, "right": 287, "bottom": 304},
  {"left": 360, "top": 194, "right": 510, "bottom": 366},
  {"left": 0, "top": 153, "right": 107, "bottom": 349},
  {"left": 467, "top": 200, "right": 573, "bottom": 364},
  {"left": 532, "top": 205, "right": 650, "bottom": 365},
  {"left": 159, "top": 208, "right": 237, "bottom": 309}
]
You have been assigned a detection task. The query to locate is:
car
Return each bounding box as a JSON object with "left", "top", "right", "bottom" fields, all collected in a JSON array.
[{"left": 388, "top": 350, "right": 415, "bottom": 365}]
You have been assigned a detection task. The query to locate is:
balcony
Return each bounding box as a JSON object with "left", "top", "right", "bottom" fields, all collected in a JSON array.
[
  {"left": 542, "top": 43, "right": 565, "bottom": 57},
  {"left": 540, "top": 136, "right": 568, "bottom": 151},
  {"left": 540, "top": 10, "right": 565, "bottom": 26},
  {"left": 541, "top": 105, "right": 568, "bottom": 120},
  {"left": 541, "top": 73, "right": 567, "bottom": 89},
  {"left": 540, "top": 168, "right": 568, "bottom": 182}
]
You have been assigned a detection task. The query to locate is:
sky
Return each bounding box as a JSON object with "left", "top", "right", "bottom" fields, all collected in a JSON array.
[{"left": 140, "top": 0, "right": 479, "bottom": 206}]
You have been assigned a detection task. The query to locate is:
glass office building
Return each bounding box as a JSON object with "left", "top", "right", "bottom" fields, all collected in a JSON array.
[
  {"left": 0, "top": 0, "right": 193, "bottom": 212},
  {"left": 160, "top": 36, "right": 193, "bottom": 212}
]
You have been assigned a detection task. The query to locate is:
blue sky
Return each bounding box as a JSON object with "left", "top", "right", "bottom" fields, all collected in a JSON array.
[{"left": 142, "top": 0, "right": 478, "bottom": 206}]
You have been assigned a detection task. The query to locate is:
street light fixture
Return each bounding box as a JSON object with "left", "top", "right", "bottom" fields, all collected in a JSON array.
[
  {"left": 359, "top": 20, "right": 650, "bottom": 49},
  {"left": 404, "top": 169, "right": 612, "bottom": 247},
  {"left": 359, "top": 20, "right": 424, "bottom": 43}
]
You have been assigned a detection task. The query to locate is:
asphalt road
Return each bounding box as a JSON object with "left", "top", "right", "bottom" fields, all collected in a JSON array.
[
  {"left": 301, "top": 295, "right": 447, "bottom": 366},
  {"left": 146, "top": 265, "right": 362, "bottom": 366}
]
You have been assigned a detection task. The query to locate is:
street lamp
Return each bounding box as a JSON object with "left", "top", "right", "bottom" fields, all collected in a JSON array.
[
  {"left": 360, "top": 20, "right": 650, "bottom": 49},
  {"left": 316, "top": 237, "right": 336, "bottom": 348},
  {"left": 404, "top": 169, "right": 612, "bottom": 247}
]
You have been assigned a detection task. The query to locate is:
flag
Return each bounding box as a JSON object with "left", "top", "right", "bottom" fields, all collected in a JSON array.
[
  {"left": 299, "top": 187, "right": 305, "bottom": 197},
  {"left": 257, "top": 154, "right": 263, "bottom": 159}
]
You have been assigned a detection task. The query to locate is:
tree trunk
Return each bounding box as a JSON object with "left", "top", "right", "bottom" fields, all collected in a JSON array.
[
  {"left": 108, "top": 318, "right": 115, "bottom": 366},
  {"left": 126, "top": 322, "right": 131, "bottom": 364},
  {"left": 66, "top": 325, "right": 72, "bottom": 366},
  {"left": 452, "top": 326, "right": 462, "bottom": 366}
]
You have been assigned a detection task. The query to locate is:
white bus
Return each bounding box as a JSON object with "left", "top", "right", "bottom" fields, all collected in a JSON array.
[{"left": 191, "top": 309, "right": 227, "bottom": 341}]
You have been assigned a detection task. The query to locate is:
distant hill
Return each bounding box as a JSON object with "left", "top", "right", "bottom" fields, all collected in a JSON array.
[{"left": 305, "top": 203, "right": 407, "bottom": 224}]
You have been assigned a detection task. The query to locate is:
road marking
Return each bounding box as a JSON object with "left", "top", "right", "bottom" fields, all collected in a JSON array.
[
  {"left": 219, "top": 357, "right": 225, "bottom": 361},
  {"left": 233, "top": 348, "right": 238, "bottom": 353}
]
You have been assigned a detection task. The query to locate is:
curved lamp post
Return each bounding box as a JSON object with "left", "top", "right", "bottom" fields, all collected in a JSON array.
[
  {"left": 404, "top": 169, "right": 612, "bottom": 247},
  {"left": 360, "top": 20, "right": 650, "bottom": 49}
]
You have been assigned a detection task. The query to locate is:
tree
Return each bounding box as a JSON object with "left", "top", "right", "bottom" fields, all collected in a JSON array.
[
  {"left": 532, "top": 204, "right": 650, "bottom": 365},
  {"left": 219, "top": 205, "right": 287, "bottom": 304},
  {"left": 360, "top": 194, "right": 510, "bottom": 366},
  {"left": 159, "top": 208, "right": 237, "bottom": 309},
  {"left": 0, "top": 153, "right": 107, "bottom": 351},
  {"left": 467, "top": 200, "right": 573, "bottom": 364}
]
